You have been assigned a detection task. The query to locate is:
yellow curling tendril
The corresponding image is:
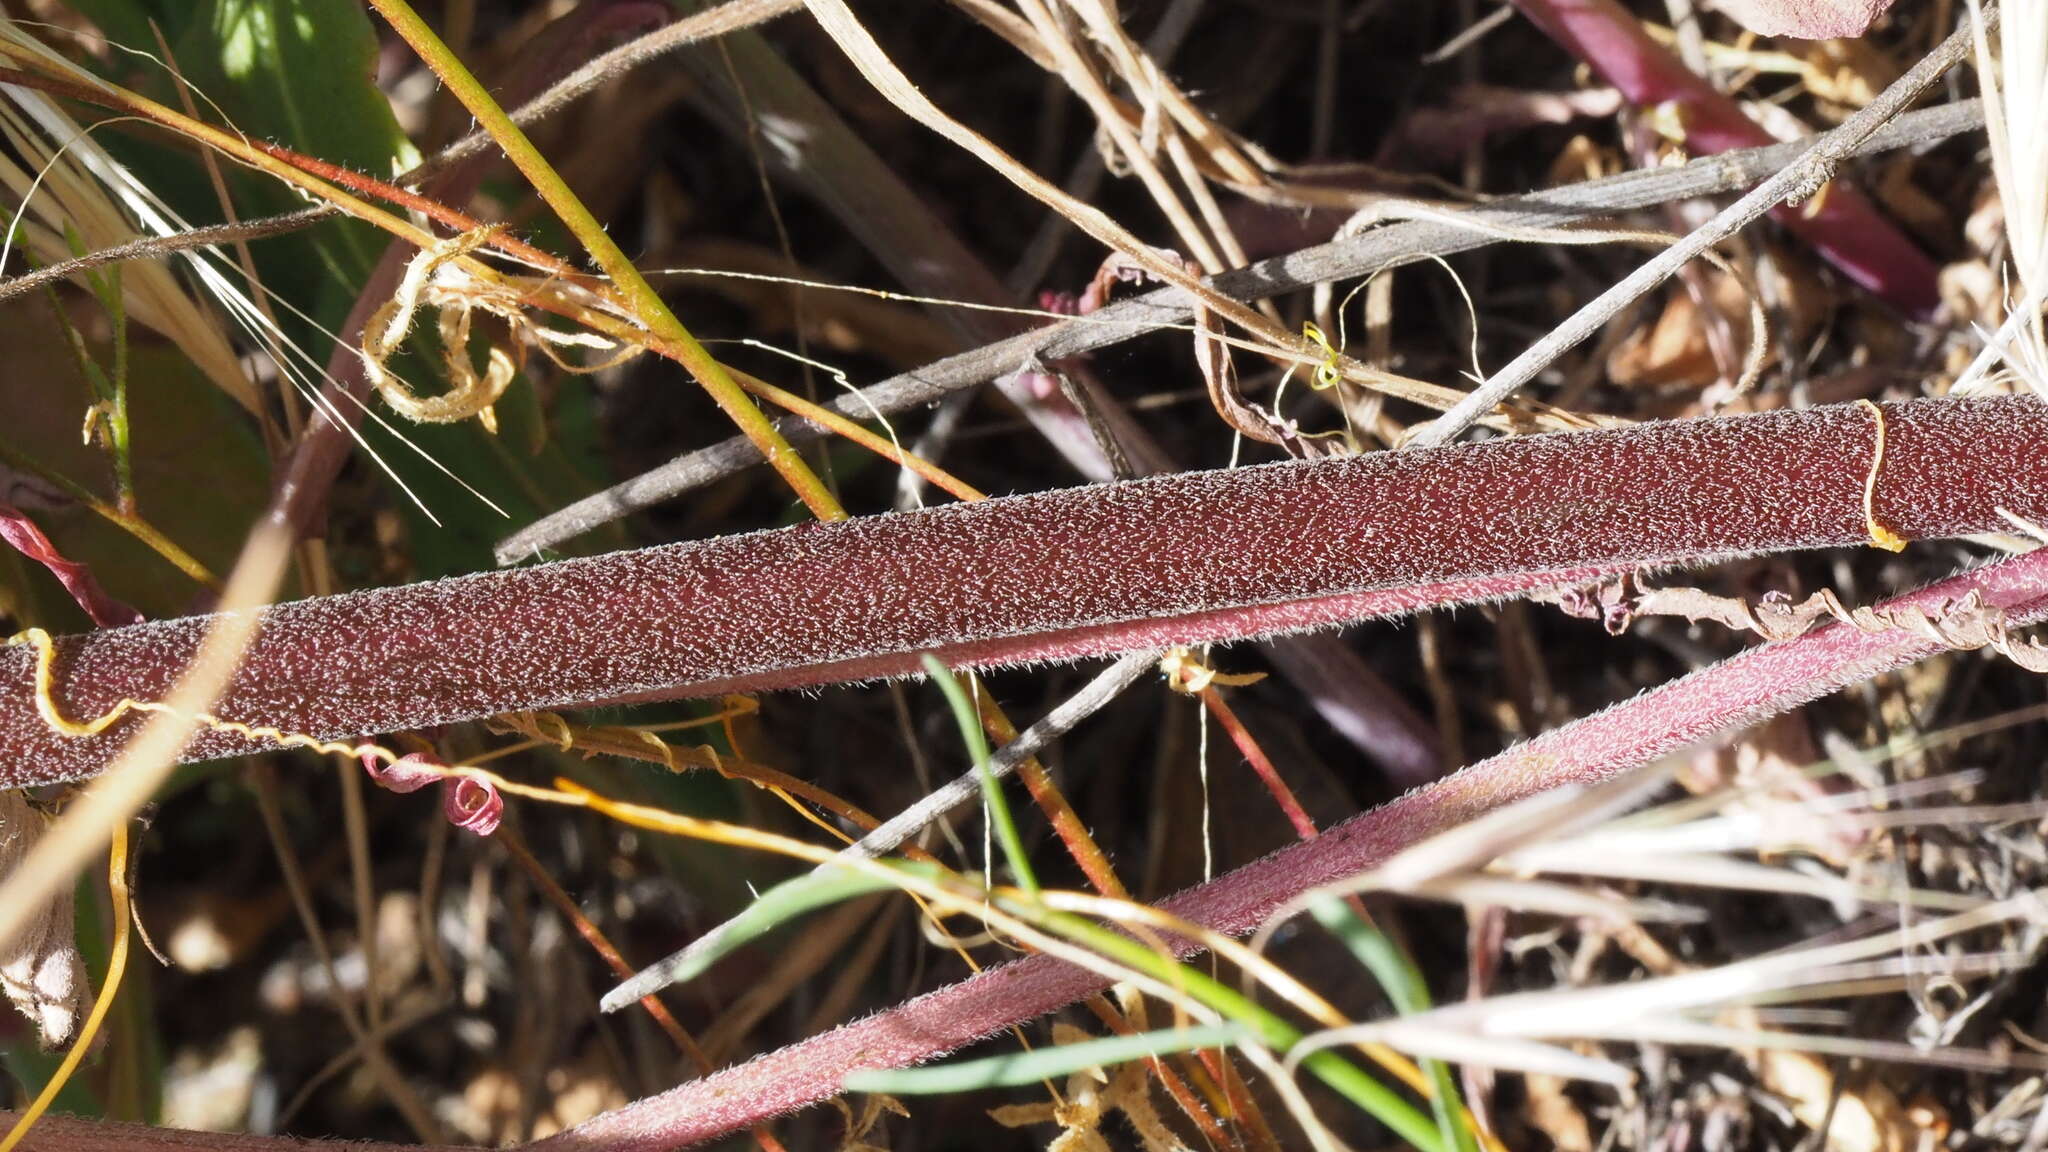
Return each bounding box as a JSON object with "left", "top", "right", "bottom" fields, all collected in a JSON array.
[
  {"left": 1856, "top": 399, "right": 1908, "bottom": 552},
  {"left": 1301, "top": 322, "right": 1343, "bottom": 389},
  {"left": 9, "top": 630, "right": 857, "bottom": 851},
  {"left": 7, "top": 628, "right": 497, "bottom": 792}
]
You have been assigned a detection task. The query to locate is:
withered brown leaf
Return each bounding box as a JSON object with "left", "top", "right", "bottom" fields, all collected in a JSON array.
[{"left": 0, "top": 790, "right": 87, "bottom": 1048}]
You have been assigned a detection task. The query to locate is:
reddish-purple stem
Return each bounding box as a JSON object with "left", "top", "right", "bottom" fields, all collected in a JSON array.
[
  {"left": 592, "top": 34, "right": 1443, "bottom": 779},
  {"left": 3, "top": 397, "right": 2046, "bottom": 785},
  {"left": 530, "top": 534, "right": 2048, "bottom": 1152},
  {"left": 1509, "top": 0, "right": 1941, "bottom": 317},
  {"left": 17, "top": 521, "right": 2048, "bottom": 1152}
]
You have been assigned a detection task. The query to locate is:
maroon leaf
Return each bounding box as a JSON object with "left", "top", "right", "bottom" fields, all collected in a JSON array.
[
  {"left": 1, "top": 397, "right": 2045, "bottom": 787},
  {"left": 0, "top": 502, "right": 142, "bottom": 629},
  {"left": 1510, "top": 0, "right": 1938, "bottom": 315}
]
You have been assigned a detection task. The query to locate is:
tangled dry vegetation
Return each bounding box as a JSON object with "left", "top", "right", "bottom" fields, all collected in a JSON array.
[{"left": 2, "top": 1, "right": 2048, "bottom": 1151}]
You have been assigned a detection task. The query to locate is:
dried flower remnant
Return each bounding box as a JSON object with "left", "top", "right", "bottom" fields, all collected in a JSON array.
[
  {"left": 988, "top": 1022, "right": 1181, "bottom": 1152},
  {"left": 0, "top": 792, "right": 85, "bottom": 1048},
  {"left": 361, "top": 750, "right": 503, "bottom": 836}
]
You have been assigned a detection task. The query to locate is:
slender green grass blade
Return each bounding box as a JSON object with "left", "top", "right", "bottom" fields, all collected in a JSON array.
[
  {"left": 656, "top": 864, "right": 909, "bottom": 990},
  {"left": 922, "top": 654, "right": 1038, "bottom": 893},
  {"left": 1311, "top": 895, "right": 1480, "bottom": 1152},
  {"left": 844, "top": 1022, "right": 1250, "bottom": 1094}
]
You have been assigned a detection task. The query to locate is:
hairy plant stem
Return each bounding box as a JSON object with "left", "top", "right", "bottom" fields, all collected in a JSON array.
[
  {"left": 0, "top": 1112, "right": 468, "bottom": 1152},
  {"left": 5, "top": 397, "right": 2047, "bottom": 785},
  {"left": 655, "top": 24, "right": 1438, "bottom": 780},
  {"left": 530, "top": 542, "right": 2048, "bottom": 1152},
  {"left": 18, "top": 524, "right": 2048, "bottom": 1150},
  {"left": 363, "top": 0, "right": 841, "bottom": 522}
]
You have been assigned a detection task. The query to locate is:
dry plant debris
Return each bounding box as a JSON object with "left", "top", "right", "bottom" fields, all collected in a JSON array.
[{"left": 0, "top": 3, "right": 2045, "bottom": 1152}]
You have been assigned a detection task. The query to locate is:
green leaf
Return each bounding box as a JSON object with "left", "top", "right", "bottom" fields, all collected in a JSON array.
[
  {"left": 59, "top": 0, "right": 160, "bottom": 61},
  {"left": 374, "top": 374, "right": 623, "bottom": 580},
  {"left": 166, "top": 0, "right": 422, "bottom": 333},
  {"left": 173, "top": 0, "right": 417, "bottom": 179},
  {"left": 625, "top": 862, "right": 914, "bottom": 994},
  {"left": 843, "top": 1023, "right": 1251, "bottom": 1094},
  {"left": 922, "top": 655, "right": 1037, "bottom": 893},
  {"left": 0, "top": 304, "right": 264, "bottom": 618},
  {"left": 1311, "top": 896, "right": 1480, "bottom": 1152}
]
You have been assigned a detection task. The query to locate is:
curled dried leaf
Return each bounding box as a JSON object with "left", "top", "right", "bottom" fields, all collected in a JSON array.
[
  {"left": 1706, "top": 0, "right": 1897, "bottom": 42},
  {"left": 361, "top": 750, "right": 442, "bottom": 795},
  {"left": 443, "top": 775, "right": 503, "bottom": 837},
  {"left": 0, "top": 791, "right": 86, "bottom": 1048},
  {"left": 0, "top": 501, "right": 142, "bottom": 629}
]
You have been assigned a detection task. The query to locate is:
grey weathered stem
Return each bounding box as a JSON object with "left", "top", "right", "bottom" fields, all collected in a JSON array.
[
  {"left": 1408, "top": 10, "right": 1981, "bottom": 448},
  {"left": 494, "top": 98, "right": 1984, "bottom": 562}
]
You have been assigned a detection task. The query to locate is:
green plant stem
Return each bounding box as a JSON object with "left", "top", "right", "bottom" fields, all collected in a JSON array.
[
  {"left": 1310, "top": 898, "right": 1478, "bottom": 1152},
  {"left": 923, "top": 655, "right": 1039, "bottom": 894},
  {"left": 73, "top": 263, "right": 134, "bottom": 514},
  {"left": 101, "top": 270, "right": 132, "bottom": 514},
  {"left": 363, "top": 0, "right": 844, "bottom": 522},
  {"left": 1015, "top": 898, "right": 1444, "bottom": 1152}
]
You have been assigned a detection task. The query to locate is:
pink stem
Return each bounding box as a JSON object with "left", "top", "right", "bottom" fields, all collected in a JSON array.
[
  {"left": 530, "top": 543, "right": 2048, "bottom": 1152},
  {"left": 1509, "top": 0, "right": 1941, "bottom": 317},
  {"left": 6, "top": 397, "right": 2046, "bottom": 785}
]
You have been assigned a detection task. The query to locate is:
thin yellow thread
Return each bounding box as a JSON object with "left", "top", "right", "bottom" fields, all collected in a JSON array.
[
  {"left": 0, "top": 823, "right": 132, "bottom": 1152},
  {"left": 6, "top": 627, "right": 820, "bottom": 832},
  {"left": 2, "top": 638, "right": 1255, "bottom": 1070},
  {"left": 1856, "top": 399, "right": 1908, "bottom": 552},
  {"left": 8, "top": 629, "right": 472, "bottom": 781}
]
